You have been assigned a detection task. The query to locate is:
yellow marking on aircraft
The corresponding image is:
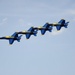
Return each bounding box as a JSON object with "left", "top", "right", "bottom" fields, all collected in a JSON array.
[
  {"left": 53, "top": 23, "right": 58, "bottom": 24},
  {"left": 52, "top": 23, "right": 58, "bottom": 26},
  {"left": 6, "top": 36, "right": 11, "bottom": 38},
  {"left": 22, "top": 31, "right": 26, "bottom": 32},
  {"left": 38, "top": 26, "right": 42, "bottom": 28},
  {"left": 6, "top": 36, "right": 15, "bottom": 38}
]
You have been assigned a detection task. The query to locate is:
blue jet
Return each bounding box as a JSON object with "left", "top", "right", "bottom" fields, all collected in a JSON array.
[
  {"left": 52, "top": 19, "right": 69, "bottom": 30},
  {"left": 0, "top": 32, "right": 22, "bottom": 45},
  {"left": 37, "top": 23, "right": 53, "bottom": 35},
  {"left": 17, "top": 27, "right": 38, "bottom": 39}
]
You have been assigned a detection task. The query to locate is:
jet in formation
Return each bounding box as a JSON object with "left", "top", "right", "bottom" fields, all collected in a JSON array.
[
  {"left": 51, "top": 19, "right": 69, "bottom": 30},
  {"left": 0, "top": 32, "right": 22, "bottom": 45},
  {"left": 17, "top": 27, "right": 38, "bottom": 39},
  {"left": 35, "top": 23, "right": 53, "bottom": 35}
]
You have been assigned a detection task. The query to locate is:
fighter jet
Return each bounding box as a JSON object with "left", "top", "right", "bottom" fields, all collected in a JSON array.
[
  {"left": 17, "top": 27, "right": 38, "bottom": 39},
  {"left": 36, "top": 23, "right": 53, "bottom": 35},
  {"left": 0, "top": 32, "right": 22, "bottom": 45},
  {"left": 52, "top": 19, "right": 69, "bottom": 30}
]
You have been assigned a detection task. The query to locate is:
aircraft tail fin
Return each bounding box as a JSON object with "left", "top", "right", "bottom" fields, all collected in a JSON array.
[
  {"left": 33, "top": 30, "right": 37, "bottom": 36},
  {"left": 17, "top": 35, "right": 22, "bottom": 42},
  {"left": 64, "top": 22, "right": 69, "bottom": 28},
  {"left": 58, "top": 19, "right": 65, "bottom": 24},
  {"left": 48, "top": 26, "right": 53, "bottom": 32}
]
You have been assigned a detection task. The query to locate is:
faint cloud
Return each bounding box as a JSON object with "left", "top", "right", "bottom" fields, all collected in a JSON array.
[
  {"left": 64, "top": 9, "right": 75, "bottom": 22},
  {"left": 18, "top": 18, "right": 33, "bottom": 28},
  {"left": 72, "top": 18, "right": 75, "bottom": 21},
  {"left": 65, "top": 9, "right": 75, "bottom": 15},
  {"left": 19, "top": 18, "right": 25, "bottom": 26},
  {"left": 2, "top": 18, "right": 8, "bottom": 22},
  {"left": 27, "top": 23, "right": 33, "bottom": 26},
  {"left": 51, "top": 29, "right": 64, "bottom": 36},
  {"left": 69, "top": 9, "right": 75, "bottom": 15},
  {"left": 0, "top": 18, "right": 8, "bottom": 26}
]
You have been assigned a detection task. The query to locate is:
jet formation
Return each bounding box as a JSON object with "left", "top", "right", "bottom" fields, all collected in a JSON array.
[{"left": 0, "top": 19, "right": 69, "bottom": 45}]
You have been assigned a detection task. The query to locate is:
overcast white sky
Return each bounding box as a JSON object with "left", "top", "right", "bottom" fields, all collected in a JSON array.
[{"left": 0, "top": 0, "right": 75, "bottom": 75}]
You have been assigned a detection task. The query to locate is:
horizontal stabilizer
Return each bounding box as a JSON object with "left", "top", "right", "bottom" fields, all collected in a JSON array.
[
  {"left": 64, "top": 22, "right": 69, "bottom": 28},
  {"left": 58, "top": 19, "right": 65, "bottom": 24}
]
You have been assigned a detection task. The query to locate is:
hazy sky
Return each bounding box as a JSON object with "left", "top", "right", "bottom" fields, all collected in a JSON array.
[{"left": 0, "top": 0, "right": 75, "bottom": 75}]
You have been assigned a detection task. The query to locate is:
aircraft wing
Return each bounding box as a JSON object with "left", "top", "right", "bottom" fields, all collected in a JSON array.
[
  {"left": 56, "top": 25, "right": 62, "bottom": 30},
  {"left": 9, "top": 39, "right": 15, "bottom": 44},
  {"left": 41, "top": 29, "right": 46, "bottom": 35},
  {"left": 28, "top": 27, "right": 34, "bottom": 31},
  {"left": 58, "top": 19, "right": 65, "bottom": 24},
  {"left": 11, "top": 32, "right": 18, "bottom": 37},
  {"left": 26, "top": 34, "right": 31, "bottom": 39}
]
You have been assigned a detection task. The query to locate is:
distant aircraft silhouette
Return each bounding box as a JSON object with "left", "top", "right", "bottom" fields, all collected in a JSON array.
[
  {"left": 17, "top": 27, "right": 38, "bottom": 39},
  {"left": 0, "top": 32, "right": 22, "bottom": 45},
  {"left": 51, "top": 19, "right": 69, "bottom": 30},
  {"left": 36, "top": 23, "right": 53, "bottom": 35}
]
